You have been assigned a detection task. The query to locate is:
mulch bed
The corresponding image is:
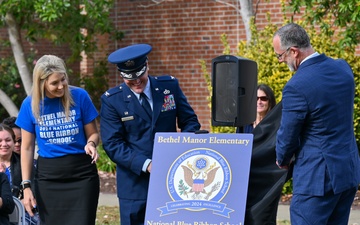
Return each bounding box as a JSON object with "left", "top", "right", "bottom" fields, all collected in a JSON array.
[{"left": 99, "top": 171, "right": 117, "bottom": 194}]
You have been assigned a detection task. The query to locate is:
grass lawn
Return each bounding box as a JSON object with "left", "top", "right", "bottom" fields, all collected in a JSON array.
[
  {"left": 277, "top": 221, "right": 291, "bottom": 225},
  {"left": 95, "top": 206, "right": 291, "bottom": 225},
  {"left": 96, "top": 206, "right": 120, "bottom": 225}
]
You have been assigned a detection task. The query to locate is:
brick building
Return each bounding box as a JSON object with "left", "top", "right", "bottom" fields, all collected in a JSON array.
[
  {"left": 0, "top": 0, "right": 291, "bottom": 131},
  {"left": 98, "top": 0, "right": 289, "bottom": 131}
]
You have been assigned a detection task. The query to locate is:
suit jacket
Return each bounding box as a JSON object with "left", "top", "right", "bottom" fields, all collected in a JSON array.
[
  {"left": 276, "top": 54, "right": 360, "bottom": 196},
  {"left": 100, "top": 75, "right": 200, "bottom": 199},
  {"left": 0, "top": 172, "right": 15, "bottom": 225}
]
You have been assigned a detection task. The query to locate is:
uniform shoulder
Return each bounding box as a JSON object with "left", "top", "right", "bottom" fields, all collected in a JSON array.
[
  {"left": 102, "top": 84, "right": 125, "bottom": 98},
  {"left": 153, "top": 75, "right": 178, "bottom": 82}
]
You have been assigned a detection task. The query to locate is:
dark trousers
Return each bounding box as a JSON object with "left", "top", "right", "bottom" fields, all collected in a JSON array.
[
  {"left": 290, "top": 186, "right": 357, "bottom": 225},
  {"left": 118, "top": 198, "right": 146, "bottom": 225}
]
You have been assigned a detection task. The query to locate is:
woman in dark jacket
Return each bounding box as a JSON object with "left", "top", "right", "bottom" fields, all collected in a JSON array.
[
  {"left": 0, "top": 124, "right": 35, "bottom": 198},
  {"left": 0, "top": 124, "right": 37, "bottom": 224},
  {"left": 0, "top": 172, "right": 15, "bottom": 225}
]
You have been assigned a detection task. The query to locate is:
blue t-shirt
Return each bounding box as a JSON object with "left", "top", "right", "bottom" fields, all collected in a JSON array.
[{"left": 16, "top": 86, "right": 98, "bottom": 158}]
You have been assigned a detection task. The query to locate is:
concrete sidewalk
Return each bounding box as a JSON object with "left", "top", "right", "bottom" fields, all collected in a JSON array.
[
  {"left": 99, "top": 193, "right": 119, "bottom": 207},
  {"left": 98, "top": 193, "right": 360, "bottom": 224},
  {"left": 277, "top": 204, "right": 360, "bottom": 225}
]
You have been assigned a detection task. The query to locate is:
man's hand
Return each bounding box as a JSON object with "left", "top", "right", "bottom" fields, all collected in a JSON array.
[{"left": 276, "top": 160, "right": 289, "bottom": 169}]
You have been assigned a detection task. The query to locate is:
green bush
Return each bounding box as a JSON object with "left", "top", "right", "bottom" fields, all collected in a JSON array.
[
  {"left": 97, "top": 144, "right": 116, "bottom": 174},
  {"left": 0, "top": 55, "right": 32, "bottom": 119},
  {"left": 203, "top": 15, "right": 360, "bottom": 195}
]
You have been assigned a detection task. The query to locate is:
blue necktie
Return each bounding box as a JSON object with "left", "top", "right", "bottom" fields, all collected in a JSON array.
[{"left": 140, "top": 93, "right": 152, "bottom": 119}]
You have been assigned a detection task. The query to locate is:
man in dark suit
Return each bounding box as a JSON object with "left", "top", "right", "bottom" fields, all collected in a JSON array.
[
  {"left": 100, "top": 44, "right": 201, "bottom": 225},
  {"left": 273, "top": 23, "right": 360, "bottom": 225}
]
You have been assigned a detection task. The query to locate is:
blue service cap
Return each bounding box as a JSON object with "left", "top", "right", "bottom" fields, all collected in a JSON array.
[{"left": 108, "top": 44, "right": 152, "bottom": 80}]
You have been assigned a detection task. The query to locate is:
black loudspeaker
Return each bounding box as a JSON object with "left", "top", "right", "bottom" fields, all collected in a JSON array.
[{"left": 211, "top": 55, "right": 258, "bottom": 127}]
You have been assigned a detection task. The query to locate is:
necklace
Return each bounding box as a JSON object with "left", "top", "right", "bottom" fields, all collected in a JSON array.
[{"left": 253, "top": 119, "right": 261, "bottom": 127}]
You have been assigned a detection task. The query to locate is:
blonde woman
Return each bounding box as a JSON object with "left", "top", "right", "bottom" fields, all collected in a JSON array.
[{"left": 16, "top": 55, "right": 100, "bottom": 225}]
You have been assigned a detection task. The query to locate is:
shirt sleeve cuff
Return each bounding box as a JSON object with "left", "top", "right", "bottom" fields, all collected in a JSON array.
[{"left": 142, "top": 159, "right": 152, "bottom": 173}]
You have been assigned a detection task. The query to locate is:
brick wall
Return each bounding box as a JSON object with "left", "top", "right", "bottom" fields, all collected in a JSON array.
[
  {"left": 101, "top": 0, "right": 286, "bottom": 131},
  {"left": 0, "top": 0, "right": 306, "bottom": 131}
]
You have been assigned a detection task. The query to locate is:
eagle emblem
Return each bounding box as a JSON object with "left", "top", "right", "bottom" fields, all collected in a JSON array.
[
  {"left": 161, "top": 148, "right": 233, "bottom": 217},
  {"left": 179, "top": 157, "right": 221, "bottom": 200}
]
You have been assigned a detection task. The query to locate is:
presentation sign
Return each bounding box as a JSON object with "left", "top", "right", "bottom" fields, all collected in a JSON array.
[{"left": 145, "top": 132, "right": 253, "bottom": 225}]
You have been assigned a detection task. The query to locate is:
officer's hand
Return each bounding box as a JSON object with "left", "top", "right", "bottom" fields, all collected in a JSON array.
[{"left": 147, "top": 162, "right": 152, "bottom": 173}]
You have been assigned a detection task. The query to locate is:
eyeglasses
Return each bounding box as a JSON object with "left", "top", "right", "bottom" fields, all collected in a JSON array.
[
  {"left": 257, "top": 96, "right": 269, "bottom": 101},
  {"left": 15, "top": 138, "right": 21, "bottom": 144},
  {"left": 275, "top": 46, "right": 291, "bottom": 60}
]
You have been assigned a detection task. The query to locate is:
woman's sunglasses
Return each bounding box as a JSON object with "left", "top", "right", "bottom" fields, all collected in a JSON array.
[{"left": 257, "top": 96, "right": 269, "bottom": 101}]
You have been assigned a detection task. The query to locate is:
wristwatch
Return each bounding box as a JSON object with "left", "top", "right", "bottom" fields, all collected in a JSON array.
[
  {"left": 20, "top": 182, "right": 31, "bottom": 191},
  {"left": 19, "top": 182, "right": 31, "bottom": 199}
]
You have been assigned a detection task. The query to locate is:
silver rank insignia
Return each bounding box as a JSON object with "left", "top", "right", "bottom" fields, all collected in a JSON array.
[{"left": 125, "top": 60, "right": 135, "bottom": 67}]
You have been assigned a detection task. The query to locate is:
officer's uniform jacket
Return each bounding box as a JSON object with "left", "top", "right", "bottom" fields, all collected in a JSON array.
[{"left": 100, "top": 75, "right": 200, "bottom": 199}]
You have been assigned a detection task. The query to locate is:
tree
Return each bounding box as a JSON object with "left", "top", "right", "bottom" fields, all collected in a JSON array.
[
  {"left": 0, "top": 0, "right": 116, "bottom": 116},
  {"left": 214, "top": 0, "right": 255, "bottom": 43},
  {"left": 289, "top": 0, "right": 360, "bottom": 46}
]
